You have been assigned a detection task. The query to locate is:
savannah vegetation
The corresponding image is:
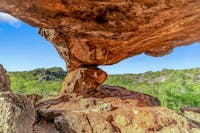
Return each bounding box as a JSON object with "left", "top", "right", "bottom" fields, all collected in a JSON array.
[{"left": 9, "top": 67, "right": 200, "bottom": 112}]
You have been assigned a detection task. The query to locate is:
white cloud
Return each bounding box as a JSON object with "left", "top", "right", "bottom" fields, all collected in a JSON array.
[{"left": 0, "top": 12, "right": 21, "bottom": 28}]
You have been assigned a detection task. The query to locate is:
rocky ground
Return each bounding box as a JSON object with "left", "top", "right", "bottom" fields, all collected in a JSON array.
[
  {"left": 1, "top": 65, "right": 200, "bottom": 133},
  {"left": 0, "top": 65, "right": 35, "bottom": 133},
  {"left": 9, "top": 67, "right": 200, "bottom": 111}
]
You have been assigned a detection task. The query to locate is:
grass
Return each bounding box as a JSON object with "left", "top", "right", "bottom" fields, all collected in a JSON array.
[
  {"left": 9, "top": 68, "right": 200, "bottom": 112},
  {"left": 9, "top": 68, "right": 63, "bottom": 97}
]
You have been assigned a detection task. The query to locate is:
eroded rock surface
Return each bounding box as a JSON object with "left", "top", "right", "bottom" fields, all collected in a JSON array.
[
  {"left": 0, "top": 0, "right": 200, "bottom": 93},
  {"left": 0, "top": 92, "right": 35, "bottom": 133},
  {"left": 181, "top": 107, "right": 200, "bottom": 127},
  {"left": 62, "top": 67, "right": 107, "bottom": 94},
  {"left": 1, "top": 0, "right": 200, "bottom": 68},
  {"left": 0, "top": 65, "right": 35, "bottom": 133},
  {"left": 1, "top": 1, "right": 200, "bottom": 132},
  {"left": 34, "top": 86, "right": 199, "bottom": 132}
]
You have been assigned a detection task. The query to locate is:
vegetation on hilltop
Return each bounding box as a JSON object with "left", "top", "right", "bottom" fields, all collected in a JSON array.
[
  {"left": 9, "top": 67, "right": 200, "bottom": 112},
  {"left": 9, "top": 67, "right": 65, "bottom": 98},
  {"left": 105, "top": 68, "right": 200, "bottom": 111}
]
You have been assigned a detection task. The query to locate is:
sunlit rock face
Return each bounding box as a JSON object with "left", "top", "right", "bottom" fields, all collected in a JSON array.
[
  {"left": 0, "top": 0, "right": 200, "bottom": 93},
  {"left": 34, "top": 88, "right": 199, "bottom": 133},
  {"left": 62, "top": 67, "right": 107, "bottom": 94},
  {"left": 1, "top": 0, "right": 200, "bottom": 68}
]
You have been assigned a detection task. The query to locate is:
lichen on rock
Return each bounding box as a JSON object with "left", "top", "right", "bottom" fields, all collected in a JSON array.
[
  {"left": 33, "top": 87, "right": 200, "bottom": 132},
  {"left": 0, "top": 65, "right": 35, "bottom": 133},
  {"left": 0, "top": 92, "right": 35, "bottom": 133}
]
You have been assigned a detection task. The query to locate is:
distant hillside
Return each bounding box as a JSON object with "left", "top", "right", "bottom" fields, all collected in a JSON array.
[
  {"left": 9, "top": 67, "right": 66, "bottom": 98},
  {"left": 9, "top": 68, "right": 200, "bottom": 111},
  {"left": 105, "top": 68, "right": 200, "bottom": 111}
]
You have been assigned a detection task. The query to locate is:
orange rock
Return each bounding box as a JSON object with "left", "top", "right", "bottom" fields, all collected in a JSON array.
[
  {"left": 0, "top": 0, "right": 200, "bottom": 68},
  {"left": 34, "top": 86, "right": 200, "bottom": 132},
  {"left": 62, "top": 67, "right": 107, "bottom": 94},
  {"left": 1, "top": 0, "right": 200, "bottom": 94}
]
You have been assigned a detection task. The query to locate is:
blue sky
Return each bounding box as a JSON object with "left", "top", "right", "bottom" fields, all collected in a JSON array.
[{"left": 0, "top": 13, "right": 200, "bottom": 74}]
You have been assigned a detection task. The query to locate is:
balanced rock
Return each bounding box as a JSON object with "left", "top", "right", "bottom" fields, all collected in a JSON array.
[
  {"left": 0, "top": 0, "right": 200, "bottom": 94},
  {"left": 62, "top": 67, "right": 107, "bottom": 94}
]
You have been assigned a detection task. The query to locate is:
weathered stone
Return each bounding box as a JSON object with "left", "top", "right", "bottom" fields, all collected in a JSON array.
[
  {"left": 0, "top": 65, "right": 35, "bottom": 133},
  {"left": 62, "top": 67, "right": 107, "bottom": 94},
  {"left": 33, "top": 120, "right": 59, "bottom": 133},
  {"left": 84, "top": 85, "right": 161, "bottom": 107},
  {"left": 27, "top": 94, "right": 43, "bottom": 107},
  {"left": 0, "top": 1, "right": 200, "bottom": 69},
  {"left": 0, "top": 64, "right": 11, "bottom": 92},
  {"left": 0, "top": 92, "right": 35, "bottom": 133},
  {"left": 115, "top": 115, "right": 131, "bottom": 127},
  {"left": 0, "top": 0, "right": 200, "bottom": 94},
  {"left": 38, "top": 109, "right": 64, "bottom": 122},
  {"left": 34, "top": 87, "right": 200, "bottom": 132},
  {"left": 181, "top": 107, "right": 200, "bottom": 126}
]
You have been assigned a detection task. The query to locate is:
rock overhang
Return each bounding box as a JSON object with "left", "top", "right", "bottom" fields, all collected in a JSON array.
[
  {"left": 0, "top": 0, "right": 200, "bottom": 94},
  {"left": 0, "top": 0, "right": 200, "bottom": 69}
]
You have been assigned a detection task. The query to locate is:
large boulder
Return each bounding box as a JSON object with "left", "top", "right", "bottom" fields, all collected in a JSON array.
[
  {"left": 0, "top": 92, "right": 35, "bottom": 133},
  {"left": 0, "top": 65, "right": 35, "bottom": 133},
  {"left": 62, "top": 67, "right": 107, "bottom": 94},
  {"left": 34, "top": 86, "right": 200, "bottom": 132}
]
